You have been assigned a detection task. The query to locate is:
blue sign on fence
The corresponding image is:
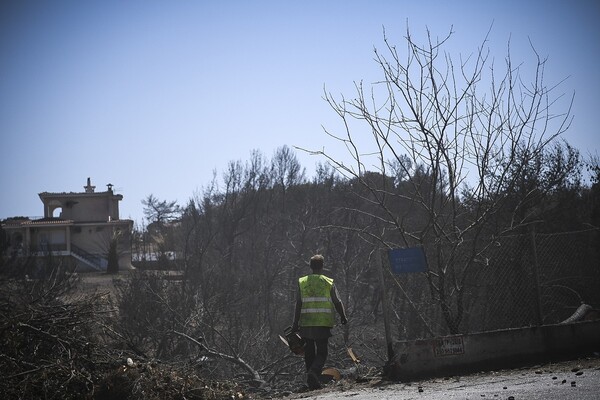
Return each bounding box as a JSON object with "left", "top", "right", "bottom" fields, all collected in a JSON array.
[{"left": 388, "top": 247, "right": 428, "bottom": 274}]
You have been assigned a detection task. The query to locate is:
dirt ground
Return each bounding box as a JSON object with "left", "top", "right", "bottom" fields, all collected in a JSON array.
[
  {"left": 273, "top": 355, "right": 600, "bottom": 400},
  {"left": 74, "top": 269, "right": 181, "bottom": 297},
  {"left": 75, "top": 270, "right": 129, "bottom": 294}
]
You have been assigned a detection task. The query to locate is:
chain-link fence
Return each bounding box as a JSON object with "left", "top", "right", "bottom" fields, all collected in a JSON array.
[{"left": 387, "top": 229, "right": 600, "bottom": 340}]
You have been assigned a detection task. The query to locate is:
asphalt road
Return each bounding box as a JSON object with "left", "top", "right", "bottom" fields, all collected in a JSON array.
[{"left": 285, "top": 356, "right": 600, "bottom": 400}]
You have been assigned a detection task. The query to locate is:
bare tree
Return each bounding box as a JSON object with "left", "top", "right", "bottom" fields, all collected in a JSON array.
[{"left": 307, "top": 26, "right": 574, "bottom": 334}]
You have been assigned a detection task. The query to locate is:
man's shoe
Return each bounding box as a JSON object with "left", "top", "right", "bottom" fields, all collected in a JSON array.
[{"left": 307, "top": 370, "right": 322, "bottom": 390}]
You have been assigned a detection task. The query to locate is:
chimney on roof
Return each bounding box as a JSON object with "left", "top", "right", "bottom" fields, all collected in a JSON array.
[{"left": 84, "top": 177, "right": 96, "bottom": 193}]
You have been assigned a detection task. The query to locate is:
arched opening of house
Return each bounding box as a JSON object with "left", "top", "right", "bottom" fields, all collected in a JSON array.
[{"left": 45, "top": 199, "right": 63, "bottom": 218}]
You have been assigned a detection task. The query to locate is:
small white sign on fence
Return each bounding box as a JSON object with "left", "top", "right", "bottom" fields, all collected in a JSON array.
[{"left": 432, "top": 336, "right": 465, "bottom": 357}]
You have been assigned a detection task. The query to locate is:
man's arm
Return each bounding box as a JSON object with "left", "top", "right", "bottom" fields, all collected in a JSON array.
[
  {"left": 331, "top": 284, "right": 348, "bottom": 324},
  {"left": 291, "top": 283, "right": 302, "bottom": 332}
]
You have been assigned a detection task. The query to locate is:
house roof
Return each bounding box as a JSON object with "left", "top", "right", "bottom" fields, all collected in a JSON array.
[
  {"left": 38, "top": 191, "right": 123, "bottom": 200},
  {"left": 22, "top": 218, "right": 74, "bottom": 225},
  {"left": 1, "top": 217, "right": 74, "bottom": 227},
  {"left": 2, "top": 217, "right": 132, "bottom": 228}
]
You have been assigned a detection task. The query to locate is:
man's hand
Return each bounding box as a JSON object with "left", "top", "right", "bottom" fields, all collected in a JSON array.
[{"left": 341, "top": 316, "right": 348, "bottom": 325}]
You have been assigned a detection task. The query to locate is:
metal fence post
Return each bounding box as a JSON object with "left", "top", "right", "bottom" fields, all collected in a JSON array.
[
  {"left": 530, "top": 227, "right": 543, "bottom": 326},
  {"left": 376, "top": 249, "right": 395, "bottom": 362}
]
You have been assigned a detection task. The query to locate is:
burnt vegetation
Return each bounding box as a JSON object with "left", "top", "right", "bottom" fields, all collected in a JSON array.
[
  {"left": 1, "top": 28, "right": 600, "bottom": 399},
  {"left": 1, "top": 144, "right": 598, "bottom": 399}
]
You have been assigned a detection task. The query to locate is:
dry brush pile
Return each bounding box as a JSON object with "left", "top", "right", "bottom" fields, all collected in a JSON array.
[{"left": 0, "top": 264, "right": 247, "bottom": 400}]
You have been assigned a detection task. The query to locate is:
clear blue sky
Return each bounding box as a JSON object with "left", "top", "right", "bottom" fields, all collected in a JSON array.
[{"left": 1, "top": 0, "right": 599, "bottom": 224}]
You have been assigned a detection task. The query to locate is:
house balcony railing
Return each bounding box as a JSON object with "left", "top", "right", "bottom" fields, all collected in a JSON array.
[
  {"left": 6, "top": 243, "right": 107, "bottom": 271},
  {"left": 38, "top": 243, "right": 68, "bottom": 252},
  {"left": 6, "top": 243, "right": 67, "bottom": 258}
]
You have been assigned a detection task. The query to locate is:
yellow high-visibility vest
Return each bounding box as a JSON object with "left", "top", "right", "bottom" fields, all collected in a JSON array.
[{"left": 299, "top": 274, "right": 335, "bottom": 327}]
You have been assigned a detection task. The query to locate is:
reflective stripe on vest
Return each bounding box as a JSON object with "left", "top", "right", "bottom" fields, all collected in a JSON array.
[{"left": 299, "top": 274, "right": 335, "bottom": 327}]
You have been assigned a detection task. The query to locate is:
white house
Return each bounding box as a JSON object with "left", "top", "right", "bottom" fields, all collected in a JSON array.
[{"left": 2, "top": 178, "right": 133, "bottom": 272}]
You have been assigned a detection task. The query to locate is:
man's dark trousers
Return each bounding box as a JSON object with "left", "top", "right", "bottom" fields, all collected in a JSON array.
[{"left": 304, "top": 337, "right": 328, "bottom": 373}]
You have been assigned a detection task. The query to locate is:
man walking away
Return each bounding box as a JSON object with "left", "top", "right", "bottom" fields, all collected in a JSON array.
[{"left": 291, "top": 254, "right": 348, "bottom": 390}]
